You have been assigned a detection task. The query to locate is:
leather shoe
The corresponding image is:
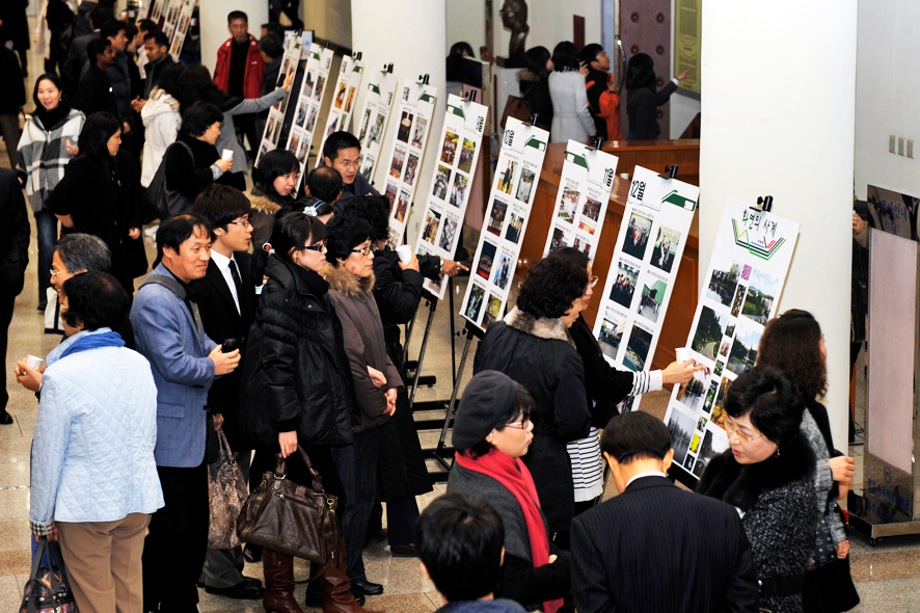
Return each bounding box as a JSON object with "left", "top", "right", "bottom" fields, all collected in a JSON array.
[
  {"left": 390, "top": 543, "right": 418, "bottom": 558},
  {"left": 0, "top": 410, "right": 12, "bottom": 425},
  {"left": 205, "top": 580, "right": 266, "bottom": 599},
  {"left": 350, "top": 578, "right": 383, "bottom": 596}
]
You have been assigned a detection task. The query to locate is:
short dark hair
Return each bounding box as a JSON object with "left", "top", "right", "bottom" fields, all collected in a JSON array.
[
  {"left": 269, "top": 212, "right": 328, "bottom": 263},
  {"left": 89, "top": 5, "right": 114, "bottom": 29},
  {"left": 259, "top": 34, "right": 283, "bottom": 59},
  {"left": 307, "top": 166, "right": 344, "bottom": 203},
  {"left": 551, "top": 41, "right": 581, "bottom": 71},
  {"left": 86, "top": 36, "right": 112, "bottom": 63},
  {"left": 55, "top": 234, "right": 112, "bottom": 273},
  {"left": 325, "top": 215, "right": 373, "bottom": 264},
  {"left": 322, "top": 131, "right": 361, "bottom": 162},
  {"left": 100, "top": 19, "right": 126, "bottom": 40},
  {"left": 136, "top": 18, "right": 158, "bottom": 34},
  {"left": 144, "top": 30, "right": 169, "bottom": 48},
  {"left": 61, "top": 272, "right": 128, "bottom": 331},
  {"left": 625, "top": 53, "right": 656, "bottom": 90},
  {"left": 156, "top": 213, "right": 212, "bottom": 259},
  {"left": 32, "top": 73, "right": 65, "bottom": 109},
  {"left": 415, "top": 492, "right": 504, "bottom": 602},
  {"left": 757, "top": 309, "right": 827, "bottom": 399},
  {"left": 179, "top": 64, "right": 223, "bottom": 108},
  {"left": 255, "top": 149, "right": 300, "bottom": 197},
  {"left": 524, "top": 45, "right": 551, "bottom": 79},
  {"left": 580, "top": 43, "right": 605, "bottom": 65},
  {"left": 336, "top": 196, "right": 388, "bottom": 241},
  {"left": 227, "top": 10, "right": 248, "bottom": 23},
  {"left": 193, "top": 184, "right": 252, "bottom": 235},
  {"left": 466, "top": 385, "right": 534, "bottom": 459},
  {"left": 545, "top": 246, "right": 589, "bottom": 271},
  {"left": 516, "top": 255, "right": 587, "bottom": 319},
  {"left": 123, "top": 23, "right": 138, "bottom": 42},
  {"left": 181, "top": 101, "right": 223, "bottom": 138},
  {"left": 449, "top": 41, "right": 475, "bottom": 57},
  {"left": 154, "top": 62, "right": 184, "bottom": 99},
  {"left": 724, "top": 365, "right": 805, "bottom": 447},
  {"left": 78, "top": 112, "right": 121, "bottom": 160},
  {"left": 601, "top": 411, "right": 671, "bottom": 464}
]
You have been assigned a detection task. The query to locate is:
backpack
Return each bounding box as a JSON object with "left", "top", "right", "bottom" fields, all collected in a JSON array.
[{"left": 143, "top": 141, "right": 196, "bottom": 220}]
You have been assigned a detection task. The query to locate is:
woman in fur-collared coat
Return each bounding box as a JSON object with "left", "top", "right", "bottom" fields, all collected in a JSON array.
[
  {"left": 698, "top": 366, "right": 817, "bottom": 613},
  {"left": 473, "top": 255, "right": 591, "bottom": 539}
]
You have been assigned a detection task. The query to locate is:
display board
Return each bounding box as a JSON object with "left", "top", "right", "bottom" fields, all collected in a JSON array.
[
  {"left": 255, "top": 34, "right": 306, "bottom": 164},
  {"left": 284, "top": 43, "right": 335, "bottom": 186},
  {"left": 866, "top": 184, "right": 920, "bottom": 241},
  {"left": 541, "top": 141, "right": 619, "bottom": 258},
  {"left": 354, "top": 70, "right": 399, "bottom": 184},
  {"left": 461, "top": 118, "right": 550, "bottom": 330},
  {"left": 664, "top": 199, "right": 799, "bottom": 483},
  {"left": 166, "top": 0, "right": 195, "bottom": 58},
  {"left": 592, "top": 166, "right": 699, "bottom": 410},
  {"left": 314, "top": 55, "right": 366, "bottom": 166},
  {"left": 382, "top": 80, "right": 439, "bottom": 247},
  {"left": 413, "top": 94, "right": 489, "bottom": 299}
]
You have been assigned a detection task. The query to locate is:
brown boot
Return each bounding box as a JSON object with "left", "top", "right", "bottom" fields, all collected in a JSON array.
[
  {"left": 320, "top": 538, "right": 366, "bottom": 612},
  {"left": 262, "top": 548, "right": 305, "bottom": 613}
]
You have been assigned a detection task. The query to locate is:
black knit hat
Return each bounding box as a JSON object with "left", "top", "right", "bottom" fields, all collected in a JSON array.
[{"left": 453, "top": 371, "right": 519, "bottom": 449}]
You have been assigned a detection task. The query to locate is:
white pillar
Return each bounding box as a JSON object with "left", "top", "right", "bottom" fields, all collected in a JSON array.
[
  {"left": 700, "top": 0, "right": 857, "bottom": 449},
  {"left": 351, "top": 0, "right": 447, "bottom": 245},
  {"left": 198, "top": 1, "right": 269, "bottom": 75}
]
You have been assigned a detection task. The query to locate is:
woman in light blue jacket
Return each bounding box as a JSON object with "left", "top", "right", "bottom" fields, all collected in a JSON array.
[{"left": 29, "top": 271, "right": 163, "bottom": 612}]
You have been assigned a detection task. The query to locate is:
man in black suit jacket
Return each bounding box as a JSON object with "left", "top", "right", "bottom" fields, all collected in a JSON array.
[
  {"left": 0, "top": 168, "right": 30, "bottom": 424},
  {"left": 192, "top": 185, "right": 264, "bottom": 601},
  {"left": 571, "top": 411, "right": 759, "bottom": 613}
]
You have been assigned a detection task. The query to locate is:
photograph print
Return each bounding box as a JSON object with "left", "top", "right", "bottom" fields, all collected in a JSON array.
[
  {"left": 384, "top": 182, "right": 398, "bottom": 207},
  {"left": 476, "top": 240, "right": 497, "bottom": 281},
  {"left": 313, "top": 74, "right": 326, "bottom": 102},
  {"left": 432, "top": 165, "right": 451, "bottom": 200},
  {"left": 397, "top": 110, "right": 414, "bottom": 143},
  {"left": 730, "top": 284, "right": 747, "bottom": 318},
  {"left": 465, "top": 282, "right": 486, "bottom": 323},
  {"left": 438, "top": 216, "right": 458, "bottom": 252},
  {"left": 395, "top": 189, "right": 410, "bottom": 223},
  {"left": 677, "top": 373, "right": 708, "bottom": 412},
  {"left": 404, "top": 153, "right": 419, "bottom": 186},
  {"left": 389, "top": 146, "right": 406, "bottom": 179},
  {"left": 638, "top": 279, "right": 667, "bottom": 323},
  {"left": 651, "top": 226, "right": 681, "bottom": 273},
  {"left": 515, "top": 167, "right": 535, "bottom": 203},
  {"left": 497, "top": 159, "right": 516, "bottom": 195},
  {"left": 449, "top": 172, "right": 469, "bottom": 207},
  {"left": 557, "top": 185, "right": 580, "bottom": 224},
  {"left": 706, "top": 260, "right": 741, "bottom": 307},
  {"left": 741, "top": 269, "right": 781, "bottom": 325},
  {"left": 578, "top": 196, "right": 603, "bottom": 235},
  {"left": 548, "top": 226, "right": 573, "bottom": 252},
  {"left": 440, "top": 130, "right": 459, "bottom": 165},
  {"left": 505, "top": 212, "right": 525, "bottom": 244},
  {"left": 481, "top": 293, "right": 504, "bottom": 328},
  {"left": 457, "top": 138, "right": 477, "bottom": 174},
  {"left": 597, "top": 311, "right": 626, "bottom": 360},
  {"left": 690, "top": 305, "right": 729, "bottom": 361},
  {"left": 727, "top": 325, "right": 762, "bottom": 376},
  {"left": 667, "top": 408, "right": 698, "bottom": 466},
  {"left": 621, "top": 212, "right": 653, "bottom": 261},
  {"left": 412, "top": 117, "right": 428, "bottom": 149},
  {"left": 422, "top": 209, "right": 442, "bottom": 244},
  {"left": 487, "top": 199, "right": 508, "bottom": 237},
  {"left": 359, "top": 155, "right": 375, "bottom": 181},
  {"left": 623, "top": 324, "right": 653, "bottom": 371},
  {"left": 492, "top": 251, "right": 512, "bottom": 291},
  {"left": 609, "top": 260, "right": 640, "bottom": 309}
]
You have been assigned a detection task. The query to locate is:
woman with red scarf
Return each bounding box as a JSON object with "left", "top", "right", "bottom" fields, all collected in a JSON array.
[{"left": 447, "top": 371, "right": 570, "bottom": 612}]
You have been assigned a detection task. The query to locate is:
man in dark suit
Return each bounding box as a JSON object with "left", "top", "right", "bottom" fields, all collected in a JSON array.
[
  {"left": 570, "top": 411, "right": 759, "bottom": 613},
  {"left": 191, "top": 184, "right": 264, "bottom": 600},
  {"left": 0, "top": 168, "right": 30, "bottom": 424},
  {"left": 74, "top": 36, "right": 119, "bottom": 118}
]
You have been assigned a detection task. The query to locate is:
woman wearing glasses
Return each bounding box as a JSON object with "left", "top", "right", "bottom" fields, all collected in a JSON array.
[
  {"left": 447, "top": 370, "right": 570, "bottom": 612},
  {"left": 240, "top": 211, "right": 365, "bottom": 612},
  {"left": 322, "top": 214, "right": 402, "bottom": 602},
  {"left": 698, "top": 365, "right": 817, "bottom": 613}
]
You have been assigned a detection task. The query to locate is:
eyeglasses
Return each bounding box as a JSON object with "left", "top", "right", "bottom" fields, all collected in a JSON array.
[
  {"left": 337, "top": 157, "right": 363, "bottom": 170},
  {"left": 504, "top": 418, "right": 531, "bottom": 430},
  {"left": 49, "top": 267, "right": 68, "bottom": 279},
  {"left": 226, "top": 218, "right": 252, "bottom": 228},
  {"left": 351, "top": 245, "right": 374, "bottom": 257},
  {"left": 303, "top": 239, "right": 327, "bottom": 252},
  {"left": 724, "top": 419, "right": 764, "bottom": 444}
]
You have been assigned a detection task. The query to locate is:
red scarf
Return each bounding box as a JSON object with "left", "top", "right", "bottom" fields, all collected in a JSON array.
[{"left": 455, "top": 450, "right": 563, "bottom": 613}]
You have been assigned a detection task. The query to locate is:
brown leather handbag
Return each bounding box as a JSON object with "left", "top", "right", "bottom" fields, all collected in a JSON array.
[{"left": 236, "top": 446, "right": 339, "bottom": 564}]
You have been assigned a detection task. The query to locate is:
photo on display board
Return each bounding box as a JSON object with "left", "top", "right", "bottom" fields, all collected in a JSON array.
[
  {"left": 440, "top": 131, "right": 459, "bottom": 164},
  {"left": 579, "top": 196, "right": 603, "bottom": 235},
  {"left": 296, "top": 138, "right": 309, "bottom": 164},
  {"left": 334, "top": 82, "right": 347, "bottom": 109},
  {"left": 326, "top": 115, "right": 340, "bottom": 134},
  {"left": 707, "top": 261, "right": 741, "bottom": 307},
  {"left": 573, "top": 236, "right": 592, "bottom": 257},
  {"left": 709, "top": 376, "right": 732, "bottom": 427},
  {"left": 727, "top": 325, "right": 761, "bottom": 376},
  {"left": 481, "top": 293, "right": 504, "bottom": 328},
  {"left": 624, "top": 325, "right": 653, "bottom": 371},
  {"left": 438, "top": 216, "right": 458, "bottom": 251},
  {"left": 477, "top": 241, "right": 498, "bottom": 281},
  {"left": 558, "top": 186, "right": 580, "bottom": 224},
  {"left": 497, "top": 159, "right": 516, "bottom": 195},
  {"left": 691, "top": 306, "right": 728, "bottom": 361},
  {"left": 404, "top": 153, "right": 419, "bottom": 186},
  {"left": 677, "top": 373, "right": 708, "bottom": 412},
  {"left": 295, "top": 103, "right": 307, "bottom": 127},
  {"left": 358, "top": 109, "right": 372, "bottom": 141},
  {"left": 689, "top": 432, "right": 701, "bottom": 454},
  {"left": 692, "top": 429, "right": 727, "bottom": 479},
  {"left": 390, "top": 146, "right": 406, "bottom": 179},
  {"left": 433, "top": 165, "right": 451, "bottom": 200},
  {"left": 598, "top": 314, "right": 626, "bottom": 360},
  {"left": 450, "top": 173, "right": 469, "bottom": 207},
  {"left": 314, "top": 75, "right": 326, "bottom": 102},
  {"left": 622, "top": 212, "right": 653, "bottom": 261},
  {"left": 487, "top": 200, "right": 508, "bottom": 237},
  {"left": 369, "top": 113, "right": 386, "bottom": 145},
  {"left": 384, "top": 182, "right": 398, "bottom": 207},
  {"left": 713, "top": 360, "right": 725, "bottom": 377},
  {"left": 549, "top": 226, "right": 573, "bottom": 252},
  {"left": 345, "top": 87, "right": 356, "bottom": 113},
  {"left": 702, "top": 380, "right": 719, "bottom": 414},
  {"left": 422, "top": 210, "right": 441, "bottom": 244},
  {"left": 683, "top": 453, "right": 696, "bottom": 471},
  {"left": 667, "top": 409, "right": 697, "bottom": 466},
  {"left": 397, "top": 110, "right": 414, "bottom": 143},
  {"left": 729, "top": 284, "right": 747, "bottom": 318},
  {"left": 515, "top": 167, "right": 535, "bottom": 203},
  {"left": 289, "top": 133, "right": 301, "bottom": 157},
  {"left": 609, "top": 260, "right": 639, "bottom": 309},
  {"left": 492, "top": 252, "right": 512, "bottom": 291},
  {"left": 305, "top": 106, "right": 319, "bottom": 132},
  {"left": 465, "top": 283, "right": 486, "bottom": 323},
  {"left": 359, "top": 156, "right": 375, "bottom": 181},
  {"left": 651, "top": 226, "right": 681, "bottom": 273},
  {"left": 742, "top": 269, "right": 780, "bottom": 326},
  {"left": 458, "top": 138, "right": 476, "bottom": 174},
  {"left": 505, "top": 212, "right": 524, "bottom": 244},
  {"left": 412, "top": 118, "right": 427, "bottom": 149},
  {"left": 639, "top": 279, "right": 667, "bottom": 323},
  {"left": 302, "top": 72, "right": 315, "bottom": 99},
  {"left": 395, "top": 190, "right": 410, "bottom": 223}
]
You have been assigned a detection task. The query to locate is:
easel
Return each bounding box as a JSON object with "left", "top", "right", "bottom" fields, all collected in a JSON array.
[
  {"left": 433, "top": 321, "right": 485, "bottom": 470},
  {"left": 405, "top": 279, "right": 459, "bottom": 408}
]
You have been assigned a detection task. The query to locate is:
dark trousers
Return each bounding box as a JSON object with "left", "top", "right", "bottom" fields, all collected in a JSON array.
[
  {"left": 234, "top": 113, "right": 259, "bottom": 158},
  {"left": 142, "top": 462, "right": 209, "bottom": 612},
  {"left": 330, "top": 429, "right": 379, "bottom": 582},
  {"left": 34, "top": 209, "right": 58, "bottom": 305},
  {"left": 0, "top": 113, "right": 21, "bottom": 169},
  {"left": 0, "top": 284, "right": 15, "bottom": 412}
]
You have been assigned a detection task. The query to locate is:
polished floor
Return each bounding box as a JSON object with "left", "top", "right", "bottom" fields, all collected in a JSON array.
[{"left": 3, "top": 34, "right": 920, "bottom": 613}]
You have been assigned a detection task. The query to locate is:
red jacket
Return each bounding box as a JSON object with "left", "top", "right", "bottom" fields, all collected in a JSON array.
[{"left": 214, "top": 35, "right": 266, "bottom": 99}]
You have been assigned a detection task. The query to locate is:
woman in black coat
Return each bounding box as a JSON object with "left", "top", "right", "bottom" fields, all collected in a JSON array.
[
  {"left": 46, "top": 112, "right": 146, "bottom": 293},
  {"left": 624, "top": 52, "right": 688, "bottom": 140}
]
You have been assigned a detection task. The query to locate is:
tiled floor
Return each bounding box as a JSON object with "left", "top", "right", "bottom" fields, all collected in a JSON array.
[{"left": 4, "top": 30, "right": 920, "bottom": 613}]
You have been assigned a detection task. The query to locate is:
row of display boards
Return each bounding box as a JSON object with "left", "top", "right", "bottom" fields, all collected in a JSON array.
[{"left": 254, "top": 36, "right": 803, "bottom": 485}]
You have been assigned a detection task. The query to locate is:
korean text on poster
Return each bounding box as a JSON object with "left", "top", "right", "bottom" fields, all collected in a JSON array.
[
  {"left": 414, "top": 94, "right": 488, "bottom": 299},
  {"left": 354, "top": 69, "right": 399, "bottom": 185},
  {"left": 461, "top": 118, "right": 549, "bottom": 330},
  {"left": 314, "top": 54, "right": 366, "bottom": 167},
  {"left": 664, "top": 199, "right": 799, "bottom": 483}
]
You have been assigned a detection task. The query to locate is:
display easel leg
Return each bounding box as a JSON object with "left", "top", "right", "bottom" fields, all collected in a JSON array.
[
  {"left": 408, "top": 295, "right": 438, "bottom": 407},
  {"left": 434, "top": 328, "right": 475, "bottom": 471}
]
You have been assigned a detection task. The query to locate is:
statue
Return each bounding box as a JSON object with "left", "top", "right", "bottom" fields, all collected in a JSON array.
[{"left": 499, "top": 0, "right": 529, "bottom": 60}]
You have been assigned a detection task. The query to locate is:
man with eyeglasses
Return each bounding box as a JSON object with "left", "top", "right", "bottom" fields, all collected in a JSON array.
[
  {"left": 321, "top": 130, "right": 380, "bottom": 206},
  {"left": 191, "top": 185, "right": 265, "bottom": 600}
]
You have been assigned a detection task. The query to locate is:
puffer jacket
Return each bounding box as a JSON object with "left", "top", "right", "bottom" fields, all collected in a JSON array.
[
  {"left": 248, "top": 188, "right": 293, "bottom": 283},
  {"left": 30, "top": 329, "right": 164, "bottom": 526},
  {"left": 140, "top": 88, "right": 181, "bottom": 187},
  {"left": 241, "top": 256, "right": 356, "bottom": 448}
]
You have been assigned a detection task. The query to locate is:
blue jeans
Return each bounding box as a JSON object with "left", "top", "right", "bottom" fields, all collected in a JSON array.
[{"left": 34, "top": 209, "right": 58, "bottom": 304}]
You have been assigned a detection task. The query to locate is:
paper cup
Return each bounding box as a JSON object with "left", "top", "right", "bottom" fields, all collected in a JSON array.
[
  {"left": 221, "top": 148, "right": 234, "bottom": 161},
  {"left": 396, "top": 245, "right": 412, "bottom": 263},
  {"left": 26, "top": 354, "right": 43, "bottom": 370},
  {"left": 675, "top": 347, "right": 692, "bottom": 363}
]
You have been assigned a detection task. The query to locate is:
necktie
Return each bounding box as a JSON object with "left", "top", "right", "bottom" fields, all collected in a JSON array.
[{"left": 228, "top": 259, "right": 242, "bottom": 294}]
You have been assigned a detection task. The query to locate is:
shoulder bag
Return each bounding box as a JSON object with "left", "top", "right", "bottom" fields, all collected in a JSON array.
[{"left": 207, "top": 429, "right": 249, "bottom": 549}]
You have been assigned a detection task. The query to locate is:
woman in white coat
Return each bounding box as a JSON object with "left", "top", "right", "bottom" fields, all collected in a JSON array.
[
  {"left": 548, "top": 41, "right": 596, "bottom": 143},
  {"left": 140, "top": 63, "right": 184, "bottom": 188}
]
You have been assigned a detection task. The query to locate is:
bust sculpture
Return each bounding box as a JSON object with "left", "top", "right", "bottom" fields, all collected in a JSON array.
[{"left": 499, "top": 0, "right": 529, "bottom": 60}]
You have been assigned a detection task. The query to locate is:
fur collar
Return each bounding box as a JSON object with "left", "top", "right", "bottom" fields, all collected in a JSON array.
[
  {"left": 248, "top": 193, "right": 282, "bottom": 215},
  {"left": 503, "top": 307, "right": 574, "bottom": 346},
  {"left": 321, "top": 263, "right": 375, "bottom": 296}
]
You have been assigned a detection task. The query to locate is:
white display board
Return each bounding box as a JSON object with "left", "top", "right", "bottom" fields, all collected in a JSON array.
[
  {"left": 167, "top": 0, "right": 195, "bottom": 58},
  {"left": 314, "top": 55, "right": 366, "bottom": 166},
  {"left": 413, "top": 94, "right": 489, "bottom": 299},
  {"left": 592, "top": 166, "right": 699, "bottom": 410},
  {"left": 255, "top": 34, "right": 305, "bottom": 164},
  {"left": 382, "top": 80, "right": 439, "bottom": 247},
  {"left": 354, "top": 70, "right": 399, "bottom": 184},
  {"left": 285, "top": 43, "right": 335, "bottom": 185},
  {"left": 541, "top": 141, "right": 619, "bottom": 258},
  {"left": 664, "top": 199, "right": 800, "bottom": 482},
  {"left": 461, "top": 118, "right": 550, "bottom": 330}
]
